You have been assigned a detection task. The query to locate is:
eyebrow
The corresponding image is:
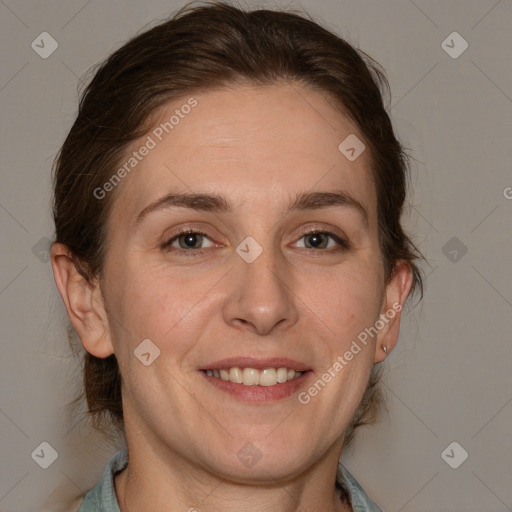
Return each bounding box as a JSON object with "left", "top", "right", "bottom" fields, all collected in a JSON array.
[{"left": 135, "top": 190, "right": 369, "bottom": 228}]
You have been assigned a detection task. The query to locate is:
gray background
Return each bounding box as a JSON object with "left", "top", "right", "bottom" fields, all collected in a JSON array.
[{"left": 1, "top": 0, "right": 511, "bottom": 511}]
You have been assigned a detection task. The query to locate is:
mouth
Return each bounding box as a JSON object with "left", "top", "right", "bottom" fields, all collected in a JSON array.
[
  {"left": 202, "top": 367, "right": 304, "bottom": 386},
  {"left": 199, "top": 357, "right": 313, "bottom": 402}
]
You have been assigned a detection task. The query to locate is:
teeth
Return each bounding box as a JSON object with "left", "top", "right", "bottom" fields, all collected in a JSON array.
[
  {"left": 243, "top": 368, "right": 260, "bottom": 386},
  {"left": 277, "top": 367, "right": 288, "bottom": 383},
  {"left": 229, "top": 367, "right": 243, "bottom": 383},
  {"left": 205, "top": 367, "right": 304, "bottom": 386}
]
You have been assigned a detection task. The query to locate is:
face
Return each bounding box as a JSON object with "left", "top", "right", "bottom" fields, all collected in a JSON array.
[{"left": 82, "top": 83, "right": 407, "bottom": 481}]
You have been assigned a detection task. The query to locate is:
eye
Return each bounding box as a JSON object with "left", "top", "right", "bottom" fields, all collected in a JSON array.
[
  {"left": 161, "top": 230, "right": 216, "bottom": 254},
  {"left": 294, "top": 231, "right": 349, "bottom": 251},
  {"left": 160, "top": 228, "right": 349, "bottom": 256}
]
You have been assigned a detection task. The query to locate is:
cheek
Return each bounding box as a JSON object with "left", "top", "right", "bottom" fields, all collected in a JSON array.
[
  {"left": 105, "top": 261, "right": 217, "bottom": 353},
  {"left": 302, "top": 258, "right": 384, "bottom": 341}
]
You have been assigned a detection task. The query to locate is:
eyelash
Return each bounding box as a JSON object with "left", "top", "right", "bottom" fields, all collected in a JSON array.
[{"left": 160, "top": 227, "right": 350, "bottom": 257}]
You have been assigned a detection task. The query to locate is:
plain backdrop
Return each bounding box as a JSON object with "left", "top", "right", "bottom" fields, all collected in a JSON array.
[{"left": 0, "top": 1, "right": 511, "bottom": 511}]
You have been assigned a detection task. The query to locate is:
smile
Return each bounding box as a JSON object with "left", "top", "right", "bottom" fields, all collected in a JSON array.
[{"left": 204, "top": 367, "right": 304, "bottom": 386}]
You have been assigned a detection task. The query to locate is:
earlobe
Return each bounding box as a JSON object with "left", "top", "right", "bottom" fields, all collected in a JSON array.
[
  {"left": 374, "top": 261, "right": 414, "bottom": 363},
  {"left": 50, "top": 243, "right": 115, "bottom": 358}
]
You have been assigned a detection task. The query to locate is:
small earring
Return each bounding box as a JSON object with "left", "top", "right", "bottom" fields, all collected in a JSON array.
[{"left": 383, "top": 345, "right": 387, "bottom": 354}]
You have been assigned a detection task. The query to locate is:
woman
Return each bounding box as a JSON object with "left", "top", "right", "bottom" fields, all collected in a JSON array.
[{"left": 50, "top": 2, "right": 423, "bottom": 511}]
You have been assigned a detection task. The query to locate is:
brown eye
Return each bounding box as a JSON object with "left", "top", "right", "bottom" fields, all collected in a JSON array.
[
  {"left": 161, "top": 230, "right": 215, "bottom": 254},
  {"left": 295, "top": 231, "right": 349, "bottom": 251},
  {"left": 304, "top": 233, "right": 330, "bottom": 249},
  {"left": 176, "top": 232, "right": 205, "bottom": 249}
]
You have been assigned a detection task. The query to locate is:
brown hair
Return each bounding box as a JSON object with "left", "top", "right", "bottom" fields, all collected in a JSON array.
[{"left": 53, "top": 0, "right": 424, "bottom": 447}]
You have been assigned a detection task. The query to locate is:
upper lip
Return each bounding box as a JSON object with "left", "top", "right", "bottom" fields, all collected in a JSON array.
[{"left": 200, "top": 357, "right": 311, "bottom": 372}]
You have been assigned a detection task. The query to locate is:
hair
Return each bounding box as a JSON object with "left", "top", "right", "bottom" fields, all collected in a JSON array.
[{"left": 53, "top": 0, "right": 424, "bottom": 449}]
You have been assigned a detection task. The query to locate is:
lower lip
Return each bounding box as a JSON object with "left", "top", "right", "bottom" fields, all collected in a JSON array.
[{"left": 200, "top": 371, "right": 313, "bottom": 402}]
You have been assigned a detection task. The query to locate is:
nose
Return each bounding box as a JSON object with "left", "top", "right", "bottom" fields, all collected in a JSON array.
[{"left": 222, "top": 243, "right": 299, "bottom": 336}]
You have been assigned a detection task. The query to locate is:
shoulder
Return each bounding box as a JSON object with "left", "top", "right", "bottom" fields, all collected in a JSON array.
[
  {"left": 38, "top": 450, "right": 128, "bottom": 512},
  {"left": 68, "top": 496, "right": 85, "bottom": 512},
  {"left": 77, "top": 449, "right": 128, "bottom": 511},
  {"left": 337, "top": 463, "right": 384, "bottom": 512},
  {"left": 37, "top": 484, "right": 85, "bottom": 512}
]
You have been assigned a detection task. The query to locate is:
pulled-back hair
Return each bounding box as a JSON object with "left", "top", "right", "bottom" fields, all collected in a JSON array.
[{"left": 53, "top": 0, "right": 424, "bottom": 447}]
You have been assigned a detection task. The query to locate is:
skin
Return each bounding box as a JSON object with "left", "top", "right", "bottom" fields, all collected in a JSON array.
[{"left": 52, "top": 83, "right": 412, "bottom": 512}]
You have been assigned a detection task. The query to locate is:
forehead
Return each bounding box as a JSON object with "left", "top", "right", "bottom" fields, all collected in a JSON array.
[{"left": 108, "top": 82, "right": 377, "bottom": 225}]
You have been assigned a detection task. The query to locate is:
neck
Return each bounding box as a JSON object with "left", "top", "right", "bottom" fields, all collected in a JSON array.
[{"left": 114, "top": 436, "right": 352, "bottom": 512}]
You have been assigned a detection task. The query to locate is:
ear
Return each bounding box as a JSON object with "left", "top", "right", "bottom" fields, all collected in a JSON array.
[
  {"left": 374, "top": 260, "right": 414, "bottom": 363},
  {"left": 50, "top": 243, "right": 114, "bottom": 358}
]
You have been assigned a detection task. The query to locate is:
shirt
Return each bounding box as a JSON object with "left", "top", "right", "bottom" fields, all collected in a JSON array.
[{"left": 73, "top": 449, "right": 383, "bottom": 512}]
